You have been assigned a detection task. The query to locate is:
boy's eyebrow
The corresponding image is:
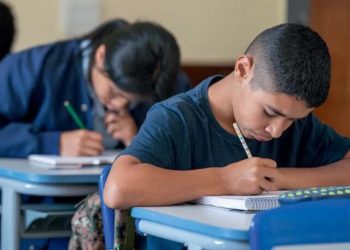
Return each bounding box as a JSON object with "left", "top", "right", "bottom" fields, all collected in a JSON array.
[
  {"left": 266, "top": 105, "right": 302, "bottom": 120},
  {"left": 266, "top": 105, "right": 287, "bottom": 117}
]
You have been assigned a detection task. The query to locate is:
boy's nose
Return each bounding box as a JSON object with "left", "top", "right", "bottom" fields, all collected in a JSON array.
[{"left": 265, "top": 119, "right": 292, "bottom": 139}]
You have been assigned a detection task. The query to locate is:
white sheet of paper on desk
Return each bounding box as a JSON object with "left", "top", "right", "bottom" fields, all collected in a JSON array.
[{"left": 28, "top": 150, "right": 120, "bottom": 168}]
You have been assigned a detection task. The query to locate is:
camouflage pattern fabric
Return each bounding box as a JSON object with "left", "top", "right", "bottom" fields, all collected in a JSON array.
[
  {"left": 68, "top": 192, "right": 136, "bottom": 250},
  {"left": 68, "top": 192, "right": 104, "bottom": 250}
]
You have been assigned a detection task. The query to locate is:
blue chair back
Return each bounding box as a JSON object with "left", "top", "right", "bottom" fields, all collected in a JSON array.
[
  {"left": 98, "top": 165, "right": 114, "bottom": 250},
  {"left": 249, "top": 199, "right": 350, "bottom": 250}
]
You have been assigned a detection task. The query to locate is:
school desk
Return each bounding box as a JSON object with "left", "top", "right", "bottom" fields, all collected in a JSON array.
[
  {"left": 132, "top": 205, "right": 254, "bottom": 250},
  {"left": 0, "top": 158, "right": 102, "bottom": 250},
  {"left": 132, "top": 201, "right": 350, "bottom": 250}
]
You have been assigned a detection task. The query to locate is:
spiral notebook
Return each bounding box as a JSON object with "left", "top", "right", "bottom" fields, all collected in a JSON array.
[{"left": 194, "top": 191, "right": 287, "bottom": 211}]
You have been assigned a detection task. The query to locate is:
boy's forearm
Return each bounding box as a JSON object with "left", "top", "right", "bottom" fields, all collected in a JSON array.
[
  {"left": 129, "top": 165, "right": 224, "bottom": 204},
  {"left": 104, "top": 158, "right": 225, "bottom": 209},
  {"left": 278, "top": 159, "right": 350, "bottom": 189}
]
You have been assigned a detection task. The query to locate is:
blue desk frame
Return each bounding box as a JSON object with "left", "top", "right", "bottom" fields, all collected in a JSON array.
[
  {"left": 132, "top": 205, "right": 255, "bottom": 250},
  {"left": 0, "top": 158, "right": 102, "bottom": 250},
  {"left": 132, "top": 201, "right": 350, "bottom": 250}
]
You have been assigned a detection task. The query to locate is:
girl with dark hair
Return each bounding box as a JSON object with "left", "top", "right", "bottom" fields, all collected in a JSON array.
[
  {"left": 0, "top": 18, "right": 190, "bottom": 250},
  {"left": 0, "top": 18, "right": 190, "bottom": 157}
]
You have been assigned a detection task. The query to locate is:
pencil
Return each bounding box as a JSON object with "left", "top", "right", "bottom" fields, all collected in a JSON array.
[
  {"left": 233, "top": 122, "right": 253, "bottom": 158},
  {"left": 64, "top": 101, "right": 86, "bottom": 129}
]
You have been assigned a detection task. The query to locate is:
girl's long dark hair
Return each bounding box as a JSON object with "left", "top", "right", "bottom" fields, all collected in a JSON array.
[{"left": 81, "top": 19, "right": 180, "bottom": 101}]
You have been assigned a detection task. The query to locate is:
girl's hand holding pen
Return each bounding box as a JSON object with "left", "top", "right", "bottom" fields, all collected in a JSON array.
[
  {"left": 105, "top": 109, "right": 137, "bottom": 146},
  {"left": 60, "top": 130, "right": 104, "bottom": 156},
  {"left": 62, "top": 101, "right": 104, "bottom": 156}
]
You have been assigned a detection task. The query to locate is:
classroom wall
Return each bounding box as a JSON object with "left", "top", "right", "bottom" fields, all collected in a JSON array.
[{"left": 8, "top": 0, "right": 286, "bottom": 65}]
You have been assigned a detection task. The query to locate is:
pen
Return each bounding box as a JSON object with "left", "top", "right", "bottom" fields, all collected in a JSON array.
[
  {"left": 233, "top": 122, "right": 252, "bottom": 158},
  {"left": 64, "top": 101, "right": 86, "bottom": 129},
  {"left": 233, "top": 123, "right": 271, "bottom": 193}
]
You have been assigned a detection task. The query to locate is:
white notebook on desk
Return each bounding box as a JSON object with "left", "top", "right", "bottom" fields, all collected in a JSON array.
[
  {"left": 194, "top": 191, "right": 286, "bottom": 211},
  {"left": 28, "top": 150, "right": 120, "bottom": 169}
]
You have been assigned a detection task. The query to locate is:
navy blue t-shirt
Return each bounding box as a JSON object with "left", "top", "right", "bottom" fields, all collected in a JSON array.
[
  {"left": 122, "top": 75, "right": 350, "bottom": 170},
  {"left": 121, "top": 75, "right": 350, "bottom": 250}
]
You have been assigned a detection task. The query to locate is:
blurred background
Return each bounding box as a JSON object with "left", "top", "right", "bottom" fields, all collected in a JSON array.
[{"left": 5, "top": 0, "right": 350, "bottom": 136}]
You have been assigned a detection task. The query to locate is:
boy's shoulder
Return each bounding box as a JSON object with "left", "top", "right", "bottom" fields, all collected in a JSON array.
[
  {"left": 159, "top": 75, "right": 225, "bottom": 110},
  {"left": 145, "top": 75, "right": 225, "bottom": 127}
]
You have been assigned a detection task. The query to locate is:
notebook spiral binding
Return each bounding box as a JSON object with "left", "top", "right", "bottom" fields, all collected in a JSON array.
[{"left": 246, "top": 197, "right": 280, "bottom": 210}]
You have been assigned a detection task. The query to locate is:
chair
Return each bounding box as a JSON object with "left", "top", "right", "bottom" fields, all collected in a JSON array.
[
  {"left": 249, "top": 199, "right": 350, "bottom": 250},
  {"left": 99, "top": 165, "right": 137, "bottom": 250},
  {"left": 98, "top": 165, "right": 115, "bottom": 250}
]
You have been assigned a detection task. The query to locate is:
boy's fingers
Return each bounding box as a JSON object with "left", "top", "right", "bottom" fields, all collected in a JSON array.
[{"left": 259, "top": 177, "right": 278, "bottom": 191}]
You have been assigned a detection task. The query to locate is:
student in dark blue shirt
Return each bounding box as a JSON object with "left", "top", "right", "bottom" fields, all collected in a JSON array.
[
  {"left": 105, "top": 24, "right": 350, "bottom": 249},
  {"left": 0, "top": 19, "right": 190, "bottom": 157}
]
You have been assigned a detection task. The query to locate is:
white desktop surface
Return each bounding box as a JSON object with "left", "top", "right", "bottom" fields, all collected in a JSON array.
[{"left": 0, "top": 158, "right": 102, "bottom": 184}]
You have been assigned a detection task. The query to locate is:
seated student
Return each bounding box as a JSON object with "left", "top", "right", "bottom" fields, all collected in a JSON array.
[
  {"left": 0, "top": 19, "right": 190, "bottom": 157},
  {"left": 0, "top": 1, "right": 15, "bottom": 61},
  {"left": 104, "top": 23, "right": 350, "bottom": 249},
  {"left": 0, "top": 19, "right": 190, "bottom": 250}
]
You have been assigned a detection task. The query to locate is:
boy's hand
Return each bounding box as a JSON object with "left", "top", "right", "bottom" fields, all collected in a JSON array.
[
  {"left": 105, "top": 110, "right": 137, "bottom": 146},
  {"left": 60, "top": 130, "right": 104, "bottom": 156},
  {"left": 221, "top": 157, "right": 279, "bottom": 195}
]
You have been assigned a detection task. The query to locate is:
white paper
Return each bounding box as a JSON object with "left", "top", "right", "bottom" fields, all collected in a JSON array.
[{"left": 28, "top": 150, "right": 120, "bottom": 168}]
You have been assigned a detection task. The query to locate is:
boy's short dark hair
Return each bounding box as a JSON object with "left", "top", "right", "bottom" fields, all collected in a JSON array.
[{"left": 245, "top": 23, "right": 330, "bottom": 108}]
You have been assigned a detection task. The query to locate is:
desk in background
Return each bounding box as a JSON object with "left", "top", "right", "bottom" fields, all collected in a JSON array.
[
  {"left": 131, "top": 205, "right": 254, "bottom": 250},
  {"left": 0, "top": 158, "right": 102, "bottom": 250}
]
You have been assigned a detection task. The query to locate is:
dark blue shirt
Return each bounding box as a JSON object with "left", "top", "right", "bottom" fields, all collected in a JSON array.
[
  {"left": 123, "top": 75, "right": 350, "bottom": 170},
  {"left": 122, "top": 75, "right": 350, "bottom": 250}
]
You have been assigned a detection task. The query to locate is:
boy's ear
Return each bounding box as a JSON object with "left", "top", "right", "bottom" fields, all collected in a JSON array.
[
  {"left": 234, "top": 55, "right": 254, "bottom": 80},
  {"left": 94, "top": 44, "right": 106, "bottom": 67}
]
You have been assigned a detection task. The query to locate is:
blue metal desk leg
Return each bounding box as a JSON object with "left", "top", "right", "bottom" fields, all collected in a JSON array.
[{"left": 2, "top": 186, "right": 20, "bottom": 250}]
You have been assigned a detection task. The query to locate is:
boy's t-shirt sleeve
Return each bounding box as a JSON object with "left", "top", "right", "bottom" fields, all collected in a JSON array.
[
  {"left": 298, "top": 114, "right": 350, "bottom": 166},
  {"left": 119, "top": 103, "right": 186, "bottom": 169}
]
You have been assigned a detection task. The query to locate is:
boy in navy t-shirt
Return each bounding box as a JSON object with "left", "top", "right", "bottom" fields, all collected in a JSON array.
[{"left": 105, "top": 24, "right": 350, "bottom": 249}]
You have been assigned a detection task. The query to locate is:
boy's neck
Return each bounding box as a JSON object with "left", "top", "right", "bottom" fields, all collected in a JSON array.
[{"left": 208, "top": 73, "right": 236, "bottom": 134}]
